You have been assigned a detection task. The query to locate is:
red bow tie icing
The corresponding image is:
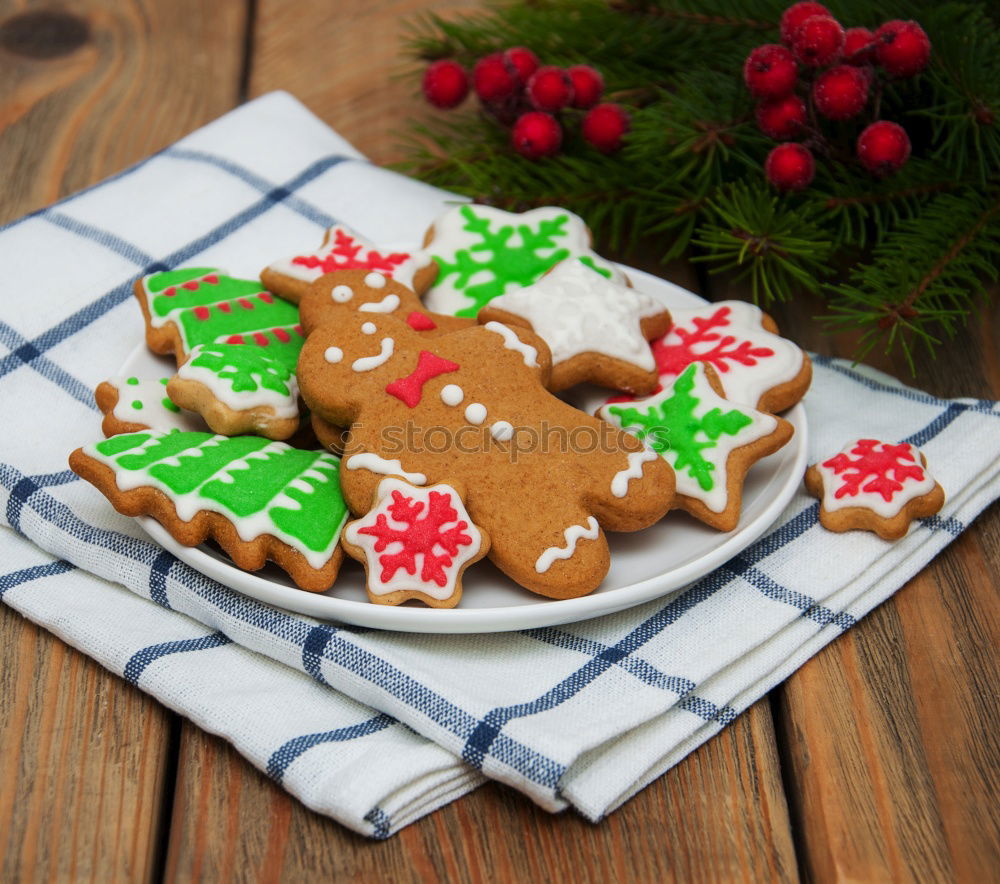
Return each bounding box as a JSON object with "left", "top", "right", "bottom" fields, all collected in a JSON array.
[{"left": 385, "top": 351, "right": 460, "bottom": 407}]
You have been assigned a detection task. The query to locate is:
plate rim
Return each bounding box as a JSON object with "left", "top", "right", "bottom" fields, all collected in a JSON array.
[{"left": 132, "top": 265, "right": 809, "bottom": 633}]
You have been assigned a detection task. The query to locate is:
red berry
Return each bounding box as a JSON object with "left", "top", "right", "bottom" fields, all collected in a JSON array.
[
  {"left": 503, "top": 46, "right": 539, "bottom": 83},
  {"left": 421, "top": 60, "right": 469, "bottom": 109},
  {"left": 567, "top": 65, "right": 604, "bottom": 109},
  {"left": 582, "top": 103, "right": 631, "bottom": 153},
  {"left": 780, "top": 2, "right": 832, "bottom": 46},
  {"left": 874, "top": 20, "right": 931, "bottom": 77},
  {"left": 512, "top": 111, "right": 562, "bottom": 159},
  {"left": 765, "top": 143, "right": 815, "bottom": 191},
  {"left": 857, "top": 121, "right": 911, "bottom": 176},
  {"left": 743, "top": 44, "right": 798, "bottom": 99},
  {"left": 527, "top": 65, "right": 574, "bottom": 112},
  {"left": 792, "top": 15, "right": 844, "bottom": 67},
  {"left": 473, "top": 53, "right": 519, "bottom": 103},
  {"left": 756, "top": 94, "right": 808, "bottom": 140},
  {"left": 813, "top": 65, "right": 869, "bottom": 120},
  {"left": 843, "top": 27, "right": 876, "bottom": 65}
]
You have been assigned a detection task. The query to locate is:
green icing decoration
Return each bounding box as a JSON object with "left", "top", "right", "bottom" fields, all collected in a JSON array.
[
  {"left": 144, "top": 268, "right": 304, "bottom": 369},
  {"left": 127, "top": 377, "right": 139, "bottom": 386},
  {"left": 577, "top": 256, "right": 613, "bottom": 279},
  {"left": 188, "top": 343, "right": 294, "bottom": 397},
  {"left": 131, "top": 400, "right": 143, "bottom": 410},
  {"left": 434, "top": 206, "right": 573, "bottom": 317},
  {"left": 162, "top": 398, "right": 181, "bottom": 413},
  {"left": 608, "top": 364, "right": 752, "bottom": 491},
  {"left": 87, "top": 431, "right": 347, "bottom": 560}
]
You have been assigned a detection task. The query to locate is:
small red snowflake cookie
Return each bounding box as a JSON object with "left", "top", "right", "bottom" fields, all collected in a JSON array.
[
  {"left": 341, "top": 478, "right": 489, "bottom": 607},
  {"left": 805, "top": 438, "right": 945, "bottom": 540},
  {"left": 261, "top": 224, "right": 438, "bottom": 304}
]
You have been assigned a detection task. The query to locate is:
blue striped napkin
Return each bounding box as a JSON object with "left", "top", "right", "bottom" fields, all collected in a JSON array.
[{"left": 2, "top": 93, "right": 998, "bottom": 837}]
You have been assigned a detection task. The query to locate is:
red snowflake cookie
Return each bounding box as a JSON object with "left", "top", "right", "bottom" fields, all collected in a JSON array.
[
  {"left": 805, "top": 438, "right": 945, "bottom": 540},
  {"left": 341, "top": 478, "right": 489, "bottom": 607}
]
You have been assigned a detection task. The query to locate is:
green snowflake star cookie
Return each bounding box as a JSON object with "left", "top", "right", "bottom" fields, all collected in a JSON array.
[
  {"left": 597, "top": 362, "right": 793, "bottom": 531},
  {"left": 420, "top": 205, "right": 626, "bottom": 318},
  {"left": 167, "top": 343, "right": 301, "bottom": 441}
]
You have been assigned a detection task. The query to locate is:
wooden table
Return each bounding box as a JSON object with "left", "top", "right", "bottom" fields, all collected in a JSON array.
[{"left": 1, "top": 1, "right": 997, "bottom": 880}]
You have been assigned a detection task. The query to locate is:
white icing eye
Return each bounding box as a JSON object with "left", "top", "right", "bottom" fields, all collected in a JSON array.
[
  {"left": 491, "top": 421, "right": 514, "bottom": 442},
  {"left": 331, "top": 285, "right": 354, "bottom": 303},
  {"left": 361, "top": 321, "right": 377, "bottom": 335},
  {"left": 324, "top": 346, "right": 343, "bottom": 364},
  {"left": 465, "top": 403, "right": 487, "bottom": 425},
  {"left": 365, "top": 272, "right": 387, "bottom": 289},
  {"left": 440, "top": 384, "right": 463, "bottom": 406}
]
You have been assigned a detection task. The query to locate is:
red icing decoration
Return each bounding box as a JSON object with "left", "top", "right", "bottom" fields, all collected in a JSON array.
[
  {"left": 193, "top": 306, "right": 210, "bottom": 320},
  {"left": 252, "top": 332, "right": 269, "bottom": 346},
  {"left": 360, "top": 489, "right": 473, "bottom": 587},
  {"left": 182, "top": 281, "right": 199, "bottom": 291},
  {"left": 291, "top": 229, "right": 411, "bottom": 277},
  {"left": 385, "top": 351, "right": 460, "bottom": 408},
  {"left": 217, "top": 302, "right": 232, "bottom": 313},
  {"left": 205, "top": 274, "right": 219, "bottom": 284},
  {"left": 406, "top": 312, "right": 437, "bottom": 331},
  {"left": 227, "top": 334, "right": 244, "bottom": 344},
  {"left": 822, "top": 439, "right": 926, "bottom": 502},
  {"left": 237, "top": 298, "right": 253, "bottom": 310},
  {"left": 274, "top": 327, "right": 291, "bottom": 343},
  {"left": 654, "top": 307, "right": 775, "bottom": 376}
]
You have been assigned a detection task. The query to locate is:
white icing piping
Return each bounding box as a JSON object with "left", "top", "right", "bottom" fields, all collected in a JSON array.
[
  {"left": 535, "top": 517, "right": 600, "bottom": 573},
  {"left": 352, "top": 338, "right": 394, "bottom": 372},
  {"left": 358, "top": 294, "right": 401, "bottom": 314},
  {"left": 345, "top": 453, "right": 426, "bottom": 485},
  {"left": 610, "top": 448, "right": 659, "bottom": 498},
  {"left": 483, "top": 321, "right": 539, "bottom": 367}
]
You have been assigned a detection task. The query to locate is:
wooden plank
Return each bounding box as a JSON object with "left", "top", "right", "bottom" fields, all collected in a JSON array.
[
  {"left": 164, "top": 699, "right": 798, "bottom": 883},
  {"left": 247, "top": 0, "right": 481, "bottom": 165},
  {"left": 0, "top": 0, "right": 247, "bottom": 880},
  {"left": 766, "top": 290, "right": 1000, "bottom": 881},
  {"left": 0, "top": 0, "right": 247, "bottom": 222},
  {"left": 0, "top": 606, "right": 176, "bottom": 881}
]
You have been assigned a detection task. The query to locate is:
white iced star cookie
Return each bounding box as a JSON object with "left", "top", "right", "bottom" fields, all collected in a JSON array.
[
  {"left": 645, "top": 301, "right": 811, "bottom": 413},
  {"left": 261, "top": 224, "right": 437, "bottom": 304},
  {"left": 478, "top": 259, "right": 672, "bottom": 394},
  {"left": 341, "top": 478, "right": 489, "bottom": 608},
  {"left": 419, "top": 204, "right": 627, "bottom": 318}
]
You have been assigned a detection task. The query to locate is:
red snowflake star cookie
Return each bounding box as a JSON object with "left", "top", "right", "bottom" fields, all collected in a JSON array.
[
  {"left": 262, "top": 224, "right": 438, "bottom": 304},
  {"left": 342, "top": 478, "right": 489, "bottom": 607},
  {"left": 644, "top": 301, "right": 811, "bottom": 413},
  {"left": 805, "top": 439, "right": 945, "bottom": 540}
]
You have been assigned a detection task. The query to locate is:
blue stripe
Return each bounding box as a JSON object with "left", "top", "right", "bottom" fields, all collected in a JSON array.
[
  {"left": 0, "top": 560, "right": 75, "bottom": 599},
  {"left": 302, "top": 624, "right": 336, "bottom": 684},
  {"left": 166, "top": 148, "right": 341, "bottom": 229},
  {"left": 123, "top": 631, "right": 231, "bottom": 685},
  {"left": 903, "top": 403, "right": 966, "bottom": 447},
  {"left": 364, "top": 807, "right": 393, "bottom": 840},
  {"left": 45, "top": 213, "right": 155, "bottom": 266},
  {"left": 266, "top": 713, "right": 394, "bottom": 782},
  {"left": 148, "top": 550, "right": 176, "bottom": 609},
  {"left": 0, "top": 153, "right": 351, "bottom": 399},
  {"left": 0, "top": 320, "right": 98, "bottom": 409}
]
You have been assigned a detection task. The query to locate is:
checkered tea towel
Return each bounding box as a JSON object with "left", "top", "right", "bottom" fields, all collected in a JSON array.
[{"left": 2, "top": 92, "right": 998, "bottom": 837}]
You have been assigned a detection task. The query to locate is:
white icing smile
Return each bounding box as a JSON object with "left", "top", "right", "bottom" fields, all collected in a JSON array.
[{"left": 351, "top": 337, "right": 395, "bottom": 372}]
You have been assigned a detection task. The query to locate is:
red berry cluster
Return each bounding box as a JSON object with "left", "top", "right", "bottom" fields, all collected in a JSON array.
[
  {"left": 744, "top": 2, "right": 929, "bottom": 191},
  {"left": 422, "top": 48, "right": 630, "bottom": 160}
]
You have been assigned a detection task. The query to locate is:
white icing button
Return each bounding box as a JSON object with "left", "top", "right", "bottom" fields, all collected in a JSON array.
[
  {"left": 324, "top": 346, "right": 343, "bottom": 364},
  {"left": 491, "top": 420, "right": 514, "bottom": 442},
  {"left": 465, "top": 403, "right": 487, "bottom": 425},
  {"left": 331, "top": 284, "right": 353, "bottom": 303},
  {"left": 440, "top": 384, "right": 464, "bottom": 407},
  {"left": 365, "top": 272, "right": 387, "bottom": 289},
  {"left": 361, "top": 321, "right": 377, "bottom": 335}
]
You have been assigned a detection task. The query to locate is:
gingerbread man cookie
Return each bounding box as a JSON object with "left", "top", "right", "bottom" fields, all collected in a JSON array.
[
  {"left": 805, "top": 439, "right": 945, "bottom": 540},
  {"left": 420, "top": 204, "right": 626, "bottom": 318},
  {"left": 134, "top": 268, "right": 303, "bottom": 367},
  {"left": 166, "top": 343, "right": 301, "bottom": 441},
  {"left": 644, "top": 301, "right": 811, "bottom": 413},
  {"left": 342, "top": 478, "right": 489, "bottom": 608},
  {"left": 598, "top": 362, "right": 793, "bottom": 532},
  {"left": 70, "top": 430, "right": 348, "bottom": 591},
  {"left": 296, "top": 269, "right": 475, "bottom": 338},
  {"left": 297, "top": 312, "right": 675, "bottom": 599},
  {"left": 478, "top": 259, "right": 671, "bottom": 394},
  {"left": 261, "top": 224, "right": 438, "bottom": 304}
]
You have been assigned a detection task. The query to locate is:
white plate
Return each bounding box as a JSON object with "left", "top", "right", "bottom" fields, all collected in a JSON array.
[{"left": 129, "top": 266, "right": 807, "bottom": 633}]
